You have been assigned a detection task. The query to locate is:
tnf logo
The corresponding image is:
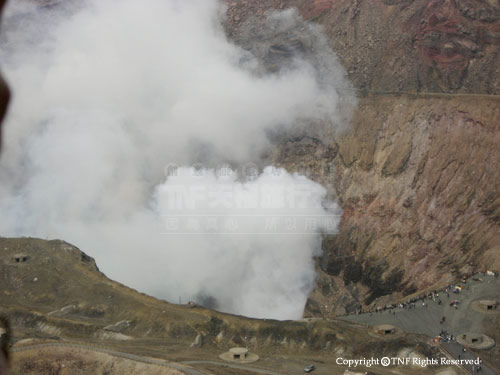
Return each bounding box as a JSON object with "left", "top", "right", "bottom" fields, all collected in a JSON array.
[{"left": 391, "top": 358, "right": 410, "bottom": 365}]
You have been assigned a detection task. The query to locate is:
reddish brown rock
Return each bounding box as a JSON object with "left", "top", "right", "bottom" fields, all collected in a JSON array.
[
  {"left": 224, "top": 0, "right": 499, "bottom": 94},
  {"left": 272, "top": 95, "right": 500, "bottom": 316}
]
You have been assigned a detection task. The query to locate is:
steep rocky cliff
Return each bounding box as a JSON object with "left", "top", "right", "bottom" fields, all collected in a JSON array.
[
  {"left": 225, "top": 0, "right": 500, "bottom": 94},
  {"left": 276, "top": 94, "right": 499, "bottom": 316},
  {"left": 223, "top": 0, "right": 500, "bottom": 316}
]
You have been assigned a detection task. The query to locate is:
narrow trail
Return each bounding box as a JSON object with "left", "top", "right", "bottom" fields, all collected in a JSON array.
[
  {"left": 12, "top": 342, "right": 287, "bottom": 375},
  {"left": 12, "top": 342, "right": 206, "bottom": 375},
  {"left": 183, "top": 360, "right": 285, "bottom": 375},
  {"left": 332, "top": 87, "right": 500, "bottom": 99}
]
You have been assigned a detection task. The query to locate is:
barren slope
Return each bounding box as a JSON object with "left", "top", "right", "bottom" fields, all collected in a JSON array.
[{"left": 0, "top": 237, "right": 441, "bottom": 375}]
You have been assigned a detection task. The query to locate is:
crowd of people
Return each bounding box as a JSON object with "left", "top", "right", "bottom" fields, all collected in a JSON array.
[
  {"left": 342, "top": 270, "right": 498, "bottom": 374},
  {"left": 438, "top": 330, "right": 484, "bottom": 374},
  {"left": 345, "top": 269, "right": 498, "bottom": 317}
]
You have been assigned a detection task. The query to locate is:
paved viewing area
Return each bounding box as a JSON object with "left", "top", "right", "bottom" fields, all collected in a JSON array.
[
  {"left": 441, "top": 340, "right": 494, "bottom": 375},
  {"left": 341, "top": 274, "right": 499, "bottom": 374},
  {"left": 340, "top": 274, "right": 499, "bottom": 337}
]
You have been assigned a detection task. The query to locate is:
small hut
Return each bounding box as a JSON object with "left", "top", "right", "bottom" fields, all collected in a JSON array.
[
  {"left": 457, "top": 332, "right": 495, "bottom": 350},
  {"left": 479, "top": 300, "right": 497, "bottom": 311},
  {"left": 12, "top": 254, "right": 29, "bottom": 263},
  {"left": 219, "top": 347, "right": 259, "bottom": 363},
  {"left": 375, "top": 324, "right": 396, "bottom": 336}
]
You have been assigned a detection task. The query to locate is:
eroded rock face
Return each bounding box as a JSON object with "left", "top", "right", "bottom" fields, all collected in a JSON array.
[
  {"left": 222, "top": 0, "right": 500, "bottom": 317},
  {"left": 224, "top": 0, "right": 500, "bottom": 94},
  {"left": 273, "top": 95, "right": 500, "bottom": 316}
]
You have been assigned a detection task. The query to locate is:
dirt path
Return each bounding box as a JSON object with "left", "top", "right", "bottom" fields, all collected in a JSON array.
[
  {"left": 12, "top": 342, "right": 206, "bottom": 375},
  {"left": 12, "top": 343, "right": 287, "bottom": 375},
  {"left": 183, "top": 360, "right": 285, "bottom": 375},
  {"left": 336, "top": 87, "right": 500, "bottom": 98}
]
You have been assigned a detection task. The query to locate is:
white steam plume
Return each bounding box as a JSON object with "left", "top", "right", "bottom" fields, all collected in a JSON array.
[{"left": 0, "top": 0, "right": 353, "bottom": 319}]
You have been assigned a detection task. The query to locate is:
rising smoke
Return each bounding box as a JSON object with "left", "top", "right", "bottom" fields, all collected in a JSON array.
[{"left": 0, "top": 0, "right": 354, "bottom": 319}]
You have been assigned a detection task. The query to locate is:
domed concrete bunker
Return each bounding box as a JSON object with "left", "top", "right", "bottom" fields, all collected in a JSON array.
[
  {"left": 219, "top": 347, "right": 259, "bottom": 363},
  {"left": 479, "top": 300, "right": 497, "bottom": 311},
  {"left": 12, "top": 254, "right": 29, "bottom": 263},
  {"left": 376, "top": 324, "right": 396, "bottom": 335},
  {"left": 230, "top": 347, "right": 247, "bottom": 360},
  {"left": 457, "top": 332, "right": 495, "bottom": 350},
  {"left": 368, "top": 324, "right": 403, "bottom": 340},
  {"left": 472, "top": 299, "right": 499, "bottom": 314}
]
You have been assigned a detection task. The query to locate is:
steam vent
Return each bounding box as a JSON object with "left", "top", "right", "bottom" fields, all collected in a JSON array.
[{"left": 219, "top": 347, "right": 259, "bottom": 363}]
